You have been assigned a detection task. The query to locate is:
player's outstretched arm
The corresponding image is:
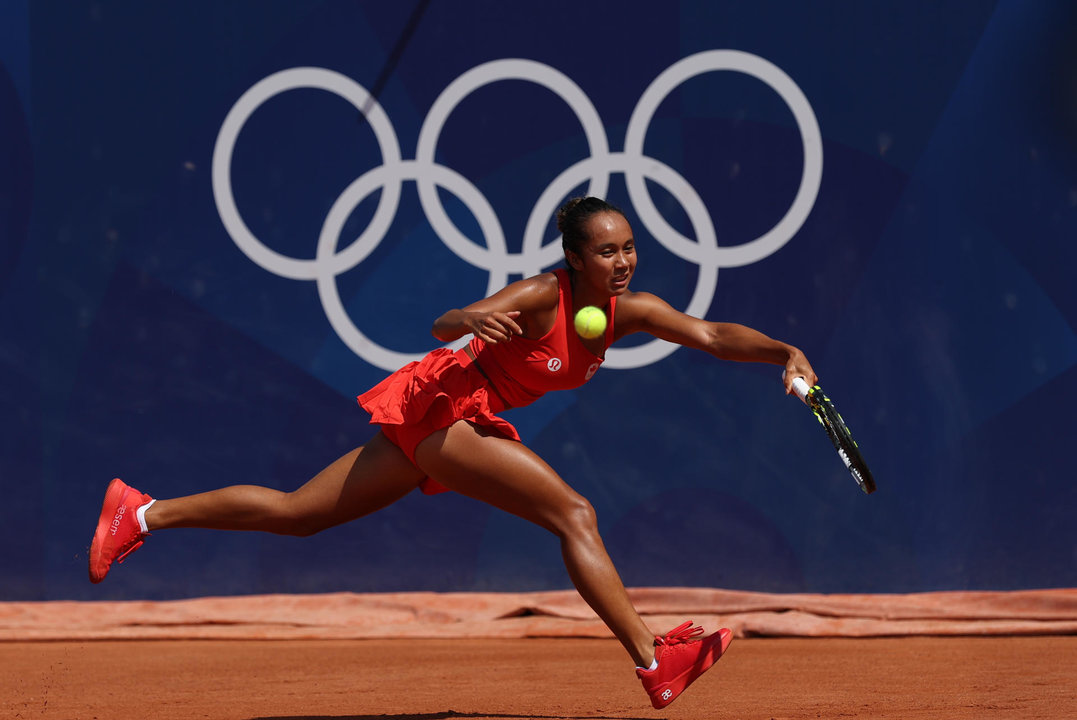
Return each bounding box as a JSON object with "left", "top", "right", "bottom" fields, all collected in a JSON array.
[{"left": 615, "top": 291, "right": 817, "bottom": 393}]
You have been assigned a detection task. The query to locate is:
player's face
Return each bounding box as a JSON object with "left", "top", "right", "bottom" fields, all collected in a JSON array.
[{"left": 571, "top": 212, "right": 636, "bottom": 297}]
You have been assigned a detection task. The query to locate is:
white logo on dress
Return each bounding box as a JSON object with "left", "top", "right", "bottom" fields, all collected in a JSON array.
[
  {"left": 547, "top": 358, "right": 563, "bottom": 372},
  {"left": 213, "top": 52, "right": 822, "bottom": 371}
]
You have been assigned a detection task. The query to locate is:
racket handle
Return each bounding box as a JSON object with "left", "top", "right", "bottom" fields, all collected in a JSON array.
[{"left": 789, "top": 375, "right": 811, "bottom": 402}]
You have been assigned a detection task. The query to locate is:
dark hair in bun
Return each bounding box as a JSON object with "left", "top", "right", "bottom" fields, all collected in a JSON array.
[{"left": 556, "top": 196, "right": 626, "bottom": 258}]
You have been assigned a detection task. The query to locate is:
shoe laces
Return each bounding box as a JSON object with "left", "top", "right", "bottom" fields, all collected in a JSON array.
[
  {"left": 655, "top": 621, "right": 704, "bottom": 647},
  {"left": 114, "top": 532, "right": 147, "bottom": 564}
]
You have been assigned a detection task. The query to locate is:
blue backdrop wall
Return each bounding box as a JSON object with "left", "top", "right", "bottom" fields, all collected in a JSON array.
[{"left": 3, "top": 1, "right": 1075, "bottom": 600}]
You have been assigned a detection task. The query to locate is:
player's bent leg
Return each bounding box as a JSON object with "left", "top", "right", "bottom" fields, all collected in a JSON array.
[{"left": 413, "top": 421, "right": 656, "bottom": 668}]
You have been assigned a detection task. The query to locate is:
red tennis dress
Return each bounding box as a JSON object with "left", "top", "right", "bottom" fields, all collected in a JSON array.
[{"left": 357, "top": 269, "right": 616, "bottom": 494}]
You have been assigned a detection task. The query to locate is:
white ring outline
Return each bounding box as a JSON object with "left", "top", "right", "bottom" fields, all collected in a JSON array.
[
  {"left": 625, "top": 50, "right": 823, "bottom": 268},
  {"left": 213, "top": 67, "right": 403, "bottom": 280},
  {"left": 415, "top": 58, "right": 610, "bottom": 274},
  {"left": 315, "top": 161, "right": 505, "bottom": 371}
]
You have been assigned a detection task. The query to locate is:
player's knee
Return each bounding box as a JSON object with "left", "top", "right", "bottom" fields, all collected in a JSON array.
[{"left": 554, "top": 495, "right": 600, "bottom": 540}]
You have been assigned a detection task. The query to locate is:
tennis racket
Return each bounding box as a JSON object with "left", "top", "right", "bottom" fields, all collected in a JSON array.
[{"left": 789, "top": 375, "right": 876, "bottom": 494}]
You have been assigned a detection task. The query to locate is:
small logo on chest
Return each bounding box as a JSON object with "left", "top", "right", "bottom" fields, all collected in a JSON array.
[{"left": 547, "top": 358, "right": 563, "bottom": 372}]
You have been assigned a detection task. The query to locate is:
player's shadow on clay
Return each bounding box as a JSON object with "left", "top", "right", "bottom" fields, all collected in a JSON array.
[{"left": 250, "top": 712, "right": 653, "bottom": 720}]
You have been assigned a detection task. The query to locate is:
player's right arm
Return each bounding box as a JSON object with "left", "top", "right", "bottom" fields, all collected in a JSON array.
[{"left": 431, "top": 273, "right": 559, "bottom": 344}]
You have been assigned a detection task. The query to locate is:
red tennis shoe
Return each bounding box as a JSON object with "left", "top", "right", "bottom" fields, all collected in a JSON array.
[
  {"left": 636, "top": 621, "right": 733, "bottom": 709},
  {"left": 89, "top": 478, "right": 154, "bottom": 584}
]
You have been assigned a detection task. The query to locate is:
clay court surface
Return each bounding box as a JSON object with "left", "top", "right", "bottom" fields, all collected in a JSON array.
[
  {"left": 3, "top": 636, "right": 1075, "bottom": 719},
  {"left": 3, "top": 589, "right": 1075, "bottom": 719}
]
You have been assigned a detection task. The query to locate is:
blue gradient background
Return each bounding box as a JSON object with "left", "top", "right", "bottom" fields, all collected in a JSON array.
[{"left": 2, "top": 1, "right": 1075, "bottom": 600}]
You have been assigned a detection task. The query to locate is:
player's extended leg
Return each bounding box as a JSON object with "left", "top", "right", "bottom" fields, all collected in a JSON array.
[
  {"left": 144, "top": 431, "right": 425, "bottom": 535},
  {"left": 89, "top": 432, "right": 425, "bottom": 583},
  {"left": 413, "top": 420, "right": 657, "bottom": 668}
]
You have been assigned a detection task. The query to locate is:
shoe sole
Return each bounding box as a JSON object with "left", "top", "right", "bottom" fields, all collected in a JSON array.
[
  {"left": 650, "top": 628, "right": 733, "bottom": 709},
  {"left": 88, "top": 478, "right": 127, "bottom": 584}
]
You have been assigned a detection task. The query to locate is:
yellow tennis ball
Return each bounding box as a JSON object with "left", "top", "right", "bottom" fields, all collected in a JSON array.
[{"left": 574, "top": 305, "right": 607, "bottom": 339}]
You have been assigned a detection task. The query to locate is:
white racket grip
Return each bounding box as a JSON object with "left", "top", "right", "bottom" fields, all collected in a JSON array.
[{"left": 784, "top": 372, "right": 810, "bottom": 402}]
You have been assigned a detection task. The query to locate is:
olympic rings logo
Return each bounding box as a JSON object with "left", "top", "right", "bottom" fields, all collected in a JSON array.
[{"left": 212, "top": 50, "right": 822, "bottom": 372}]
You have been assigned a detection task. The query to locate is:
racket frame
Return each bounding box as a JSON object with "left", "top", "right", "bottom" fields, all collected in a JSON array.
[{"left": 791, "top": 377, "right": 876, "bottom": 494}]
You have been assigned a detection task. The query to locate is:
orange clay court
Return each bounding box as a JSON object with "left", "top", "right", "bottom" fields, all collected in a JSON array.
[{"left": 3, "top": 588, "right": 1075, "bottom": 719}]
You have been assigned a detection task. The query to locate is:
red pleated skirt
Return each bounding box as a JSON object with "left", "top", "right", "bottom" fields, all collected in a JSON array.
[{"left": 357, "top": 347, "right": 520, "bottom": 494}]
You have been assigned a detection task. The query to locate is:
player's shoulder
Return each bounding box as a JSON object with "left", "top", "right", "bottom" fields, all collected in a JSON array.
[
  {"left": 613, "top": 289, "right": 674, "bottom": 335},
  {"left": 616, "top": 289, "right": 667, "bottom": 315},
  {"left": 523, "top": 271, "right": 560, "bottom": 292},
  {"left": 483, "top": 272, "right": 560, "bottom": 316},
  {"left": 512, "top": 272, "right": 560, "bottom": 305}
]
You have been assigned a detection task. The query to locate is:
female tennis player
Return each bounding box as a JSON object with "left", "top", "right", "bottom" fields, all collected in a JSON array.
[{"left": 89, "top": 196, "right": 818, "bottom": 709}]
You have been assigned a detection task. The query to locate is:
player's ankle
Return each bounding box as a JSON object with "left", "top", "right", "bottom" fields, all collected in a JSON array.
[
  {"left": 140, "top": 499, "right": 161, "bottom": 531},
  {"left": 636, "top": 656, "right": 657, "bottom": 671}
]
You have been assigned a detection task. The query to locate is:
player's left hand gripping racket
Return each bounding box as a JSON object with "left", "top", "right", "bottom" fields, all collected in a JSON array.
[{"left": 789, "top": 375, "right": 877, "bottom": 494}]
